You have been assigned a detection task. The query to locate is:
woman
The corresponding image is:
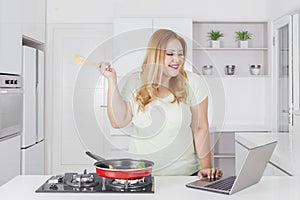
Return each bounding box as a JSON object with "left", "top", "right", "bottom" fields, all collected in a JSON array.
[{"left": 99, "top": 29, "right": 222, "bottom": 178}]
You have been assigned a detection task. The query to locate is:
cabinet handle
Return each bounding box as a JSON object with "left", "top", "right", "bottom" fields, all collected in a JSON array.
[
  {"left": 100, "top": 105, "right": 107, "bottom": 108},
  {"left": 282, "top": 109, "right": 289, "bottom": 113}
]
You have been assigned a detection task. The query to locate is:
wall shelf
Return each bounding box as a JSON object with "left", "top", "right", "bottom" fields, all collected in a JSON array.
[
  {"left": 193, "top": 48, "right": 268, "bottom": 51},
  {"left": 201, "top": 74, "right": 271, "bottom": 78},
  {"left": 193, "top": 21, "right": 269, "bottom": 76}
]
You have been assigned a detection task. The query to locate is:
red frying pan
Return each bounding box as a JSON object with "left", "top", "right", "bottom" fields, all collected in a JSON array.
[{"left": 86, "top": 152, "right": 154, "bottom": 179}]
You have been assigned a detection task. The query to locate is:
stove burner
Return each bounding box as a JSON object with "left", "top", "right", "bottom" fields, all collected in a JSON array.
[
  {"left": 35, "top": 170, "right": 154, "bottom": 193},
  {"left": 65, "top": 169, "right": 99, "bottom": 188},
  {"left": 106, "top": 177, "right": 151, "bottom": 191}
]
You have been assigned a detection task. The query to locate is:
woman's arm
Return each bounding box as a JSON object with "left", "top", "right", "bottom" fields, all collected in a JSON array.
[
  {"left": 99, "top": 63, "right": 132, "bottom": 128},
  {"left": 190, "top": 97, "right": 223, "bottom": 178}
]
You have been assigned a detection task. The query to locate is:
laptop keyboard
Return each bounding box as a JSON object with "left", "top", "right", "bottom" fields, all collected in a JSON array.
[{"left": 205, "top": 176, "right": 237, "bottom": 191}]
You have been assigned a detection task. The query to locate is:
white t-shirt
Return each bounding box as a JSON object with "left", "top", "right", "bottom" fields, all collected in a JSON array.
[{"left": 121, "top": 71, "right": 208, "bottom": 175}]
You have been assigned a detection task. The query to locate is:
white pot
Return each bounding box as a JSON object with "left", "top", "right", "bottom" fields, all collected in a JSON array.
[
  {"left": 239, "top": 40, "right": 248, "bottom": 48},
  {"left": 211, "top": 40, "right": 220, "bottom": 48}
]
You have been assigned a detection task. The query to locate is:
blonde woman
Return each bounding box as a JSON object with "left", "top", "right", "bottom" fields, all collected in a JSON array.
[{"left": 99, "top": 29, "right": 222, "bottom": 178}]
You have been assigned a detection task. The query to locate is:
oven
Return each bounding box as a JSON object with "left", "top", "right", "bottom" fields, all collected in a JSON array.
[{"left": 0, "top": 73, "right": 23, "bottom": 140}]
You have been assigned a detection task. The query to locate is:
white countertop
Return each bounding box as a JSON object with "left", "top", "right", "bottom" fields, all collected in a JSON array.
[{"left": 1, "top": 175, "right": 300, "bottom": 200}]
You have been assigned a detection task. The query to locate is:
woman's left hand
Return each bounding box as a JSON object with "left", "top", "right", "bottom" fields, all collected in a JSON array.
[{"left": 198, "top": 167, "right": 223, "bottom": 179}]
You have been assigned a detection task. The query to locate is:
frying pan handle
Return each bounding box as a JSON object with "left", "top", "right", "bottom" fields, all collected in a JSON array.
[{"left": 85, "top": 151, "right": 105, "bottom": 161}]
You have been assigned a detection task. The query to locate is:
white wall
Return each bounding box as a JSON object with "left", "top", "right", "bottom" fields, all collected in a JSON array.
[
  {"left": 47, "top": 0, "right": 268, "bottom": 23},
  {"left": 267, "top": 0, "right": 300, "bottom": 20}
]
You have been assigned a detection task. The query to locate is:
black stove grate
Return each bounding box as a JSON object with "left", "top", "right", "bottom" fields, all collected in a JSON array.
[{"left": 35, "top": 172, "right": 154, "bottom": 193}]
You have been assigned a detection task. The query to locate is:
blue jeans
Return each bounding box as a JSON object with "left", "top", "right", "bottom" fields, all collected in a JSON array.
[{"left": 190, "top": 171, "right": 199, "bottom": 176}]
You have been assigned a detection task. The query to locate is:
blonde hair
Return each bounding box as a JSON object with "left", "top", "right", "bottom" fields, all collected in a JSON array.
[{"left": 136, "top": 29, "right": 188, "bottom": 111}]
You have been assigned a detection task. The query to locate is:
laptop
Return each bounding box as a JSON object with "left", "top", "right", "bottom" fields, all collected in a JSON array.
[{"left": 186, "top": 140, "right": 277, "bottom": 195}]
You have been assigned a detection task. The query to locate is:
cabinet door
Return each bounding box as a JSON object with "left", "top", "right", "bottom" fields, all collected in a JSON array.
[
  {"left": 0, "top": 135, "right": 21, "bottom": 186},
  {"left": 113, "top": 18, "right": 193, "bottom": 74},
  {"left": 0, "top": 0, "right": 22, "bottom": 74},
  {"left": 109, "top": 19, "right": 153, "bottom": 157},
  {"left": 113, "top": 18, "right": 153, "bottom": 76},
  {"left": 153, "top": 18, "right": 193, "bottom": 71},
  {"left": 49, "top": 24, "right": 113, "bottom": 174},
  {"left": 22, "top": 0, "right": 46, "bottom": 43}
]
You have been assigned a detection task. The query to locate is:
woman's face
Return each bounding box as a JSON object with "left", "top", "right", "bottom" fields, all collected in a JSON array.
[{"left": 163, "top": 39, "right": 184, "bottom": 78}]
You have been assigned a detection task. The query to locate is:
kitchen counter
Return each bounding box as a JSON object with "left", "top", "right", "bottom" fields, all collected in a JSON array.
[{"left": 0, "top": 175, "right": 300, "bottom": 200}]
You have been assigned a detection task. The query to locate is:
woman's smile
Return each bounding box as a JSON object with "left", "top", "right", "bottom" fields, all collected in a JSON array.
[{"left": 168, "top": 63, "right": 180, "bottom": 70}]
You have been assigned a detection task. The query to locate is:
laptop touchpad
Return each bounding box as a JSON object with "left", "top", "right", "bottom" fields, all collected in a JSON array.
[{"left": 188, "top": 177, "right": 222, "bottom": 187}]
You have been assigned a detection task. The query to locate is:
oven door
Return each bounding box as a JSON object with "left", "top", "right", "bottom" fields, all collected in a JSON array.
[{"left": 0, "top": 88, "right": 23, "bottom": 139}]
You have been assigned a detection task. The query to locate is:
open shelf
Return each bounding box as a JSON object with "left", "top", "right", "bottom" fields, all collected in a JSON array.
[
  {"left": 192, "top": 21, "right": 269, "bottom": 76},
  {"left": 193, "top": 47, "right": 268, "bottom": 51}
]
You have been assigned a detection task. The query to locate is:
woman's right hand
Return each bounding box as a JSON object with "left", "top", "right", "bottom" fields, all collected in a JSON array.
[{"left": 98, "top": 62, "right": 117, "bottom": 81}]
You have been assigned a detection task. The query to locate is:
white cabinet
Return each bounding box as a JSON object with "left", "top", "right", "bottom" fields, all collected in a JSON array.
[
  {"left": 48, "top": 24, "right": 113, "bottom": 174},
  {"left": 113, "top": 18, "right": 193, "bottom": 76},
  {"left": 0, "top": 0, "right": 22, "bottom": 74},
  {"left": 0, "top": 0, "right": 45, "bottom": 74},
  {"left": 153, "top": 18, "right": 193, "bottom": 71},
  {"left": 0, "top": 135, "right": 21, "bottom": 186},
  {"left": 21, "top": 0, "right": 46, "bottom": 43},
  {"left": 113, "top": 18, "right": 153, "bottom": 76}
]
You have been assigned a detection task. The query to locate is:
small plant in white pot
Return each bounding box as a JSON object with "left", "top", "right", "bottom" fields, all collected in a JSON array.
[
  {"left": 235, "top": 31, "right": 252, "bottom": 48},
  {"left": 207, "top": 30, "right": 223, "bottom": 48}
]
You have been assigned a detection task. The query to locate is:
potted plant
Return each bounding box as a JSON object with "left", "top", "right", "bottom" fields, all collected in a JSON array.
[
  {"left": 207, "top": 30, "right": 224, "bottom": 48},
  {"left": 235, "top": 31, "right": 252, "bottom": 48}
]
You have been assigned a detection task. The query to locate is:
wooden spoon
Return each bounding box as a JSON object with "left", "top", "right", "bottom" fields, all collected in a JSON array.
[{"left": 74, "top": 54, "right": 99, "bottom": 67}]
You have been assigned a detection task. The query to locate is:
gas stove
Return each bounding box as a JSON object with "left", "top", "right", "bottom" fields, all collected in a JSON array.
[{"left": 35, "top": 170, "right": 154, "bottom": 193}]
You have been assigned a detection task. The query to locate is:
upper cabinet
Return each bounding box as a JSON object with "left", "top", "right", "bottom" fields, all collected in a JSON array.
[
  {"left": 21, "top": 0, "right": 46, "bottom": 43},
  {"left": 113, "top": 18, "right": 153, "bottom": 76},
  {"left": 0, "top": 0, "right": 46, "bottom": 75},
  {"left": 193, "top": 22, "right": 269, "bottom": 77},
  {"left": 0, "top": 0, "right": 23, "bottom": 74},
  {"left": 153, "top": 18, "right": 193, "bottom": 71},
  {"left": 113, "top": 18, "right": 193, "bottom": 76}
]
